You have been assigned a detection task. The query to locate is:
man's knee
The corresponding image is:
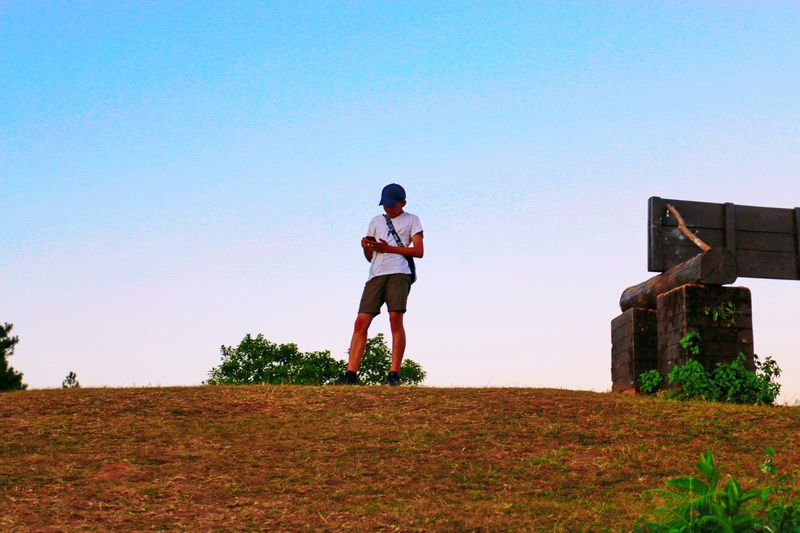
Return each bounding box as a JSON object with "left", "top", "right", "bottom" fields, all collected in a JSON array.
[
  {"left": 389, "top": 312, "right": 404, "bottom": 332},
  {"left": 354, "top": 313, "right": 374, "bottom": 333}
]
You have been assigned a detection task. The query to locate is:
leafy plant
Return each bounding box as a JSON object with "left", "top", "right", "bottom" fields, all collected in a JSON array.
[
  {"left": 704, "top": 301, "right": 737, "bottom": 327},
  {"left": 667, "top": 354, "right": 781, "bottom": 405},
  {"left": 667, "top": 359, "right": 716, "bottom": 401},
  {"left": 680, "top": 331, "right": 703, "bottom": 357},
  {"left": 635, "top": 448, "right": 800, "bottom": 532},
  {"left": 0, "top": 322, "right": 26, "bottom": 392},
  {"left": 205, "top": 333, "right": 425, "bottom": 386},
  {"left": 62, "top": 371, "right": 80, "bottom": 388},
  {"left": 759, "top": 446, "right": 776, "bottom": 476},
  {"left": 638, "top": 369, "right": 663, "bottom": 394}
]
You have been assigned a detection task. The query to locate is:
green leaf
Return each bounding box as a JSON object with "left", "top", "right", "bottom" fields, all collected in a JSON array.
[
  {"left": 667, "top": 476, "right": 709, "bottom": 495},
  {"left": 739, "top": 489, "right": 765, "bottom": 504},
  {"left": 730, "top": 513, "right": 758, "bottom": 531},
  {"left": 697, "top": 450, "right": 717, "bottom": 483},
  {"left": 725, "top": 478, "right": 742, "bottom": 515},
  {"left": 696, "top": 514, "right": 732, "bottom": 533}
]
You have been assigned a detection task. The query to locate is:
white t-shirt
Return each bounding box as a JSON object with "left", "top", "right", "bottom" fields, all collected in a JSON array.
[{"left": 366, "top": 211, "right": 423, "bottom": 280}]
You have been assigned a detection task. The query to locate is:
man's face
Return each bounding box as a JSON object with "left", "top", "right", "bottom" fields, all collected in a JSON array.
[{"left": 383, "top": 200, "right": 406, "bottom": 218}]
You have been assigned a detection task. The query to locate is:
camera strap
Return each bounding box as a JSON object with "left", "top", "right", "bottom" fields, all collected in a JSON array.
[{"left": 383, "top": 214, "right": 416, "bottom": 284}]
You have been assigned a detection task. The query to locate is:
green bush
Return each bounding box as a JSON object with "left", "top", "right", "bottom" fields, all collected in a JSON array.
[
  {"left": 668, "top": 354, "right": 781, "bottom": 405},
  {"left": 638, "top": 327, "right": 782, "bottom": 405},
  {"left": 62, "top": 371, "right": 80, "bottom": 389},
  {"left": 205, "top": 334, "right": 344, "bottom": 385},
  {"left": 638, "top": 369, "right": 663, "bottom": 394},
  {"left": 205, "top": 333, "right": 425, "bottom": 386},
  {"left": 667, "top": 359, "right": 717, "bottom": 401},
  {"left": 635, "top": 448, "right": 800, "bottom": 532}
]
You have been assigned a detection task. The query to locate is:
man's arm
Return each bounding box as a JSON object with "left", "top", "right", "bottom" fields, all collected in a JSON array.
[
  {"left": 366, "top": 232, "right": 424, "bottom": 258},
  {"left": 361, "top": 237, "right": 375, "bottom": 263}
]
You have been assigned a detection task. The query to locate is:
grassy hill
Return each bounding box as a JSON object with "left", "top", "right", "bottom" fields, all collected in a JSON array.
[{"left": 2, "top": 386, "right": 799, "bottom": 531}]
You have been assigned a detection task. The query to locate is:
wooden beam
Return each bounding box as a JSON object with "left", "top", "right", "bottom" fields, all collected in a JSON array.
[
  {"left": 658, "top": 200, "right": 796, "bottom": 233},
  {"left": 795, "top": 207, "right": 800, "bottom": 279},
  {"left": 658, "top": 229, "right": 795, "bottom": 253},
  {"left": 648, "top": 197, "right": 665, "bottom": 272},
  {"left": 725, "top": 202, "right": 736, "bottom": 253},
  {"left": 620, "top": 248, "right": 737, "bottom": 311}
]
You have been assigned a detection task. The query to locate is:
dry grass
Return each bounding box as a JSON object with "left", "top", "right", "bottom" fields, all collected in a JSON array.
[{"left": 2, "top": 386, "right": 799, "bottom": 531}]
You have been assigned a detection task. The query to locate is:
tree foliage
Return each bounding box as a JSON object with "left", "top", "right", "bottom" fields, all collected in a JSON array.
[
  {"left": 1, "top": 322, "right": 26, "bottom": 392},
  {"left": 62, "top": 371, "right": 80, "bottom": 389},
  {"left": 205, "top": 334, "right": 345, "bottom": 385},
  {"left": 205, "top": 333, "right": 425, "bottom": 386}
]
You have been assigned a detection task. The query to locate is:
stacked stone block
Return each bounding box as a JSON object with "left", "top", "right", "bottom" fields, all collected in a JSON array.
[
  {"left": 610, "top": 308, "right": 657, "bottom": 392},
  {"left": 656, "top": 284, "right": 754, "bottom": 377},
  {"left": 610, "top": 283, "right": 755, "bottom": 393}
]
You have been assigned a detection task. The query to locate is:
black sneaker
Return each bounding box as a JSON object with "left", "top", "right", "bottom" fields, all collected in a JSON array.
[
  {"left": 386, "top": 371, "right": 401, "bottom": 386},
  {"left": 335, "top": 370, "right": 360, "bottom": 385}
]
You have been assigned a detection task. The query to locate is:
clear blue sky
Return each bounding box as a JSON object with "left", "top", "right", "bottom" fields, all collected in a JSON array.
[{"left": 3, "top": 2, "right": 799, "bottom": 399}]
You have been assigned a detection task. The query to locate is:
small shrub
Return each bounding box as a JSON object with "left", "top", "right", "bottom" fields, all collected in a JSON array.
[
  {"left": 62, "top": 371, "right": 80, "bottom": 388},
  {"left": 667, "top": 359, "right": 717, "bottom": 401},
  {"left": 637, "top": 369, "right": 663, "bottom": 394},
  {"left": 635, "top": 448, "right": 800, "bottom": 531},
  {"left": 667, "top": 354, "right": 781, "bottom": 405},
  {"left": 679, "top": 331, "right": 703, "bottom": 357}
]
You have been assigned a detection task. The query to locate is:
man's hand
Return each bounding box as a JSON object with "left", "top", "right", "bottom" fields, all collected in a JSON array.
[
  {"left": 362, "top": 237, "right": 391, "bottom": 253},
  {"left": 362, "top": 233, "right": 424, "bottom": 259},
  {"left": 367, "top": 238, "right": 392, "bottom": 253}
]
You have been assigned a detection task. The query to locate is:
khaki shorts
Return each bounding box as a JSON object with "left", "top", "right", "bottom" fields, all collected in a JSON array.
[{"left": 358, "top": 274, "right": 412, "bottom": 315}]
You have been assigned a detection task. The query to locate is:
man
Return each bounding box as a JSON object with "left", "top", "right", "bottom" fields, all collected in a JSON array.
[{"left": 337, "top": 183, "right": 424, "bottom": 386}]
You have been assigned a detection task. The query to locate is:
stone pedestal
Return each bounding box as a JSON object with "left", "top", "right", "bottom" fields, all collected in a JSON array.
[
  {"left": 656, "top": 284, "right": 754, "bottom": 377},
  {"left": 611, "top": 283, "right": 756, "bottom": 393},
  {"left": 611, "top": 308, "right": 658, "bottom": 392}
]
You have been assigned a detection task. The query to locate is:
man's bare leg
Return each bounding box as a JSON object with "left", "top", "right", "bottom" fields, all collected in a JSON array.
[
  {"left": 347, "top": 313, "right": 376, "bottom": 371},
  {"left": 389, "top": 311, "right": 406, "bottom": 372}
]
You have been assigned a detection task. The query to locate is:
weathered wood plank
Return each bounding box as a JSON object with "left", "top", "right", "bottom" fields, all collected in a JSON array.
[
  {"left": 648, "top": 197, "right": 800, "bottom": 279},
  {"left": 658, "top": 229, "right": 796, "bottom": 253},
  {"left": 656, "top": 246, "right": 797, "bottom": 279},
  {"left": 735, "top": 204, "right": 796, "bottom": 234},
  {"left": 620, "top": 249, "right": 737, "bottom": 311},
  {"left": 737, "top": 250, "right": 798, "bottom": 280},
  {"left": 655, "top": 199, "right": 796, "bottom": 234},
  {"left": 795, "top": 207, "right": 800, "bottom": 279},
  {"left": 737, "top": 231, "right": 797, "bottom": 252},
  {"left": 611, "top": 312, "right": 633, "bottom": 332},
  {"left": 657, "top": 198, "right": 725, "bottom": 228},
  {"left": 648, "top": 196, "right": 666, "bottom": 273},
  {"left": 610, "top": 308, "right": 657, "bottom": 393},
  {"left": 725, "top": 202, "right": 736, "bottom": 253}
]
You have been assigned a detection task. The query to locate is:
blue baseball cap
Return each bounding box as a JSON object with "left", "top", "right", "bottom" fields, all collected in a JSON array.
[{"left": 379, "top": 183, "right": 406, "bottom": 207}]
